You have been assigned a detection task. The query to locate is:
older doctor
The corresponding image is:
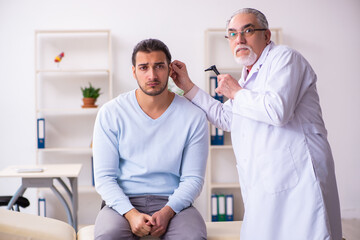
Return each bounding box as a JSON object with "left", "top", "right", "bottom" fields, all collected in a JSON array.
[{"left": 171, "top": 8, "right": 342, "bottom": 240}]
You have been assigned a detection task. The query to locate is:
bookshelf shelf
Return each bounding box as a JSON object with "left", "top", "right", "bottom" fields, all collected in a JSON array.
[
  {"left": 211, "top": 183, "right": 240, "bottom": 189},
  {"left": 36, "top": 108, "right": 99, "bottom": 115},
  {"left": 36, "top": 69, "right": 110, "bottom": 73},
  {"left": 37, "top": 148, "right": 93, "bottom": 154},
  {"left": 35, "top": 29, "right": 112, "bottom": 225}
]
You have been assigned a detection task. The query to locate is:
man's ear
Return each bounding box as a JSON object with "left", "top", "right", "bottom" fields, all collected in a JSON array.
[
  {"left": 168, "top": 63, "right": 173, "bottom": 76},
  {"left": 265, "top": 29, "right": 271, "bottom": 45}
]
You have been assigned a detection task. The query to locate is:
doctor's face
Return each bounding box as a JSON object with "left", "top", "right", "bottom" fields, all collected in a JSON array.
[
  {"left": 227, "top": 13, "right": 271, "bottom": 68},
  {"left": 132, "top": 51, "right": 171, "bottom": 96}
]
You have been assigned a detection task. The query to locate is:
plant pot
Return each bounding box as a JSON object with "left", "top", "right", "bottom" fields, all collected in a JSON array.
[{"left": 82, "top": 97, "right": 97, "bottom": 108}]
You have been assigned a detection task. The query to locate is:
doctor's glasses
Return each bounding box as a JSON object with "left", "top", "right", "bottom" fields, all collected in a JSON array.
[{"left": 225, "top": 27, "right": 267, "bottom": 40}]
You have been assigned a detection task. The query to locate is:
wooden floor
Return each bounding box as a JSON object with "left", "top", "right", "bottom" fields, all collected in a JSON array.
[{"left": 342, "top": 218, "right": 360, "bottom": 240}]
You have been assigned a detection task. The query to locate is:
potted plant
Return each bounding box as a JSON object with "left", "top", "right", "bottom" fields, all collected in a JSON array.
[{"left": 81, "top": 83, "right": 101, "bottom": 108}]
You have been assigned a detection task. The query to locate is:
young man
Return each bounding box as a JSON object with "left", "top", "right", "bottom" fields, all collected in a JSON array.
[
  {"left": 93, "top": 39, "right": 208, "bottom": 239},
  {"left": 171, "top": 8, "right": 342, "bottom": 240}
]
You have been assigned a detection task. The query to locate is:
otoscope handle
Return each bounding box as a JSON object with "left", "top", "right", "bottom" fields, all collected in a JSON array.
[{"left": 205, "top": 65, "right": 220, "bottom": 75}]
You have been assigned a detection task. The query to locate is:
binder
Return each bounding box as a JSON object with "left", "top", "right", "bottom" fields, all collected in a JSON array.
[
  {"left": 38, "top": 197, "right": 46, "bottom": 217},
  {"left": 217, "top": 128, "right": 224, "bottom": 145},
  {"left": 91, "top": 156, "right": 95, "bottom": 186},
  {"left": 37, "top": 118, "right": 45, "bottom": 148},
  {"left": 211, "top": 194, "right": 218, "bottom": 221},
  {"left": 210, "top": 76, "right": 216, "bottom": 97},
  {"left": 211, "top": 127, "right": 224, "bottom": 145},
  {"left": 225, "top": 194, "right": 234, "bottom": 221},
  {"left": 211, "top": 125, "right": 216, "bottom": 145},
  {"left": 217, "top": 194, "right": 226, "bottom": 221}
]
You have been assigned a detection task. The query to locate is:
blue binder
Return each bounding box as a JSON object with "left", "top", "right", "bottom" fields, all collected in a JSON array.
[
  {"left": 37, "top": 118, "right": 45, "bottom": 148},
  {"left": 38, "top": 197, "right": 46, "bottom": 217},
  {"left": 225, "top": 194, "right": 234, "bottom": 221},
  {"left": 211, "top": 194, "right": 218, "bottom": 221}
]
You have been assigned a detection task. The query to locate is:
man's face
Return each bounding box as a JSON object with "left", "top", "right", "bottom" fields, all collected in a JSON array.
[
  {"left": 227, "top": 13, "right": 270, "bottom": 68},
  {"left": 132, "top": 51, "right": 171, "bottom": 96}
]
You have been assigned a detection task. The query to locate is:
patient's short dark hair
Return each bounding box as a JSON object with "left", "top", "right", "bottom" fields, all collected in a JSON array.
[{"left": 132, "top": 39, "right": 172, "bottom": 66}]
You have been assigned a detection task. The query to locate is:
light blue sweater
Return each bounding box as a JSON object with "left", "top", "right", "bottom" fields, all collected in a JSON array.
[{"left": 93, "top": 90, "right": 208, "bottom": 215}]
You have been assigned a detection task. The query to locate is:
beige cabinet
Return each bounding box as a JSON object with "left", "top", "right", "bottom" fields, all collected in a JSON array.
[{"left": 34, "top": 30, "right": 112, "bottom": 226}]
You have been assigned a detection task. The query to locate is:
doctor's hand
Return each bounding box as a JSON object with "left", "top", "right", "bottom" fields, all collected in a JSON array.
[
  {"left": 149, "top": 205, "right": 175, "bottom": 237},
  {"left": 216, "top": 74, "right": 242, "bottom": 99},
  {"left": 124, "top": 208, "right": 153, "bottom": 237},
  {"left": 170, "top": 60, "right": 195, "bottom": 94}
]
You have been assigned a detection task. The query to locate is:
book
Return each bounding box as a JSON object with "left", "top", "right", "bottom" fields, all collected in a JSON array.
[
  {"left": 225, "top": 194, "right": 234, "bottom": 221},
  {"left": 91, "top": 156, "right": 95, "bottom": 186},
  {"left": 210, "top": 76, "right": 216, "bottom": 97},
  {"left": 217, "top": 194, "right": 226, "bottom": 221},
  {"left": 38, "top": 197, "right": 46, "bottom": 217},
  {"left": 211, "top": 194, "right": 218, "bottom": 221},
  {"left": 37, "top": 118, "right": 45, "bottom": 148},
  {"left": 211, "top": 126, "right": 224, "bottom": 145}
]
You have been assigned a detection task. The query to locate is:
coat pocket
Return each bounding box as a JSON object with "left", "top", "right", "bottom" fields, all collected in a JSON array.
[{"left": 260, "top": 148, "right": 299, "bottom": 194}]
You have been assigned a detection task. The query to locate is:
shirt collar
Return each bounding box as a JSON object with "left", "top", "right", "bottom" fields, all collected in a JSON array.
[
  {"left": 250, "top": 41, "right": 274, "bottom": 73},
  {"left": 241, "top": 41, "right": 274, "bottom": 85}
]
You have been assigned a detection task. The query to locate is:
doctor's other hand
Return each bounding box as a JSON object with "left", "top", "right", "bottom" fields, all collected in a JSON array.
[
  {"left": 216, "top": 74, "right": 242, "bottom": 100},
  {"left": 170, "top": 60, "right": 194, "bottom": 94},
  {"left": 124, "top": 208, "right": 153, "bottom": 237}
]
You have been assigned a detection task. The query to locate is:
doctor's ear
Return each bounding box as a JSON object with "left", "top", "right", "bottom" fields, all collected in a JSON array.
[{"left": 265, "top": 29, "right": 271, "bottom": 45}]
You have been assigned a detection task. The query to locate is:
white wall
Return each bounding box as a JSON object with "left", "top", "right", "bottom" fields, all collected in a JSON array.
[{"left": 0, "top": 0, "right": 359, "bottom": 220}]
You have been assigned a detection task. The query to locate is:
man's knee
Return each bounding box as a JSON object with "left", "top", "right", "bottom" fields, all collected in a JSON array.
[
  {"left": 94, "top": 206, "right": 135, "bottom": 240},
  {"left": 163, "top": 206, "right": 206, "bottom": 240}
]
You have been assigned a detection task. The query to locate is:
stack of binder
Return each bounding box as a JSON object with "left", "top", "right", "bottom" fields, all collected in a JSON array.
[
  {"left": 211, "top": 194, "right": 234, "bottom": 221},
  {"left": 210, "top": 76, "right": 224, "bottom": 145}
]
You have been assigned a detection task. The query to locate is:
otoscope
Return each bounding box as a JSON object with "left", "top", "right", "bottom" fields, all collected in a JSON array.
[{"left": 204, "top": 65, "right": 220, "bottom": 75}]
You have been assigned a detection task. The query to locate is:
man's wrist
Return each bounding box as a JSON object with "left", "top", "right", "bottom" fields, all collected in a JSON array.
[
  {"left": 124, "top": 208, "right": 137, "bottom": 220},
  {"left": 162, "top": 206, "right": 175, "bottom": 218}
]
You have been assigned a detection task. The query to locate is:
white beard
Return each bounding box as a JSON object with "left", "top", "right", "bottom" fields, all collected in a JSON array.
[{"left": 233, "top": 45, "right": 257, "bottom": 67}]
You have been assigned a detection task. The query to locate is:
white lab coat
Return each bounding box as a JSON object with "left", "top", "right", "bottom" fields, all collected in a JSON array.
[{"left": 190, "top": 42, "right": 342, "bottom": 240}]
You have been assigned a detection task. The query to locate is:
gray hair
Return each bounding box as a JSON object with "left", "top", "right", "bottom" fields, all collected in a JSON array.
[{"left": 226, "top": 8, "right": 269, "bottom": 30}]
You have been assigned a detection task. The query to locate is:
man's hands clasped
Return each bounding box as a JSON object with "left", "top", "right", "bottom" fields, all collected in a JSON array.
[{"left": 124, "top": 206, "right": 175, "bottom": 238}]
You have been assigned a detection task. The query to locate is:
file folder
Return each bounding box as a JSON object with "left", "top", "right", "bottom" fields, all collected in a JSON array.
[
  {"left": 217, "top": 194, "right": 226, "bottom": 221},
  {"left": 211, "top": 194, "right": 218, "bottom": 221},
  {"left": 38, "top": 197, "right": 46, "bottom": 217},
  {"left": 37, "top": 118, "right": 45, "bottom": 148},
  {"left": 210, "top": 76, "right": 216, "bottom": 97},
  {"left": 225, "top": 194, "right": 234, "bottom": 221}
]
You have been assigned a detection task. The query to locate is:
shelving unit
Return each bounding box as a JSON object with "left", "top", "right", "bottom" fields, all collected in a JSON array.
[
  {"left": 34, "top": 30, "right": 112, "bottom": 225},
  {"left": 204, "top": 28, "right": 282, "bottom": 222}
]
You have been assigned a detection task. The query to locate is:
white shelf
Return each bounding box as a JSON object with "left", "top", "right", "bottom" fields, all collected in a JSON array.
[
  {"left": 211, "top": 183, "right": 240, "bottom": 189},
  {"left": 37, "top": 148, "right": 93, "bottom": 154},
  {"left": 210, "top": 145, "right": 233, "bottom": 150},
  {"left": 36, "top": 69, "right": 110, "bottom": 73},
  {"left": 36, "top": 108, "right": 99, "bottom": 115}
]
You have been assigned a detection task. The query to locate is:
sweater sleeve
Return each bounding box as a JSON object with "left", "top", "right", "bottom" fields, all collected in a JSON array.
[
  {"left": 166, "top": 112, "right": 209, "bottom": 213},
  {"left": 92, "top": 106, "right": 134, "bottom": 215}
]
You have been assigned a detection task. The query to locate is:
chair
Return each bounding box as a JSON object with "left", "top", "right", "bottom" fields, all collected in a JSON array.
[
  {"left": 0, "top": 196, "right": 30, "bottom": 211},
  {"left": 0, "top": 208, "right": 76, "bottom": 240}
]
